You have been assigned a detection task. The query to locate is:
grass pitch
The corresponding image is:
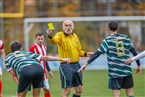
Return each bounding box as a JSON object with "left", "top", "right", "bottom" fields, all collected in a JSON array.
[{"left": 2, "top": 69, "right": 145, "bottom": 97}]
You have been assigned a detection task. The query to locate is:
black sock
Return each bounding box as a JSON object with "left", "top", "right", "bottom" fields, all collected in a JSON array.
[{"left": 72, "top": 94, "right": 80, "bottom": 97}]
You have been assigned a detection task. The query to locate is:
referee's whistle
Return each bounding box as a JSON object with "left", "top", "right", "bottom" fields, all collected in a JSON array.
[{"left": 48, "top": 23, "right": 55, "bottom": 30}]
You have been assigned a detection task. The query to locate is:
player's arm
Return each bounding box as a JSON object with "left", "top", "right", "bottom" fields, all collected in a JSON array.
[
  {"left": 87, "top": 50, "right": 102, "bottom": 64},
  {"left": 79, "top": 39, "right": 108, "bottom": 72},
  {"left": 130, "top": 48, "right": 141, "bottom": 66},
  {"left": 46, "top": 62, "right": 51, "bottom": 72},
  {"left": 125, "top": 38, "right": 141, "bottom": 66},
  {"left": 131, "top": 50, "right": 145, "bottom": 62},
  {"left": 87, "top": 39, "right": 108, "bottom": 64},
  {"left": 40, "top": 55, "right": 70, "bottom": 63},
  {"left": 9, "top": 69, "right": 18, "bottom": 85},
  {"left": 29, "top": 52, "right": 70, "bottom": 63},
  {"left": 46, "top": 62, "right": 54, "bottom": 78},
  {"left": 78, "top": 50, "right": 102, "bottom": 72},
  {"left": 5, "top": 57, "right": 18, "bottom": 84},
  {"left": 129, "top": 48, "right": 141, "bottom": 75}
]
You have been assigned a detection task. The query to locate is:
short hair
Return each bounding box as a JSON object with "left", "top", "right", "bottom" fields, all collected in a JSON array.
[
  {"left": 35, "top": 32, "right": 44, "bottom": 38},
  {"left": 108, "top": 21, "right": 119, "bottom": 31},
  {"left": 62, "top": 20, "right": 74, "bottom": 30},
  {"left": 11, "top": 42, "right": 22, "bottom": 52}
]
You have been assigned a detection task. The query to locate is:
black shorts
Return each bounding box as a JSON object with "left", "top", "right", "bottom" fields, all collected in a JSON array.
[
  {"left": 18, "top": 64, "right": 44, "bottom": 93},
  {"left": 108, "top": 75, "right": 134, "bottom": 90},
  {"left": 59, "top": 62, "right": 83, "bottom": 88}
]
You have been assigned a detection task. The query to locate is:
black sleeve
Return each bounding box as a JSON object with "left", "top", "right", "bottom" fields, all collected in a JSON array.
[
  {"left": 84, "top": 52, "right": 87, "bottom": 57},
  {"left": 87, "top": 50, "right": 102, "bottom": 64},
  {"left": 46, "top": 62, "right": 51, "bottom": 72},
  {"left": 130, "top": 48, "right": 141, "bottom": 66},
  {"left": 47, "top": 34, "right": 53, "bottom": 39},
  {"left": 46, "top": 31, "right": 53, "bottom": 39}
]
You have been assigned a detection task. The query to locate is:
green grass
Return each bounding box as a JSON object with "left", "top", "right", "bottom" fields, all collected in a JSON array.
[{"left": 2, "top": 69, "right": 145, "bottom": 97}]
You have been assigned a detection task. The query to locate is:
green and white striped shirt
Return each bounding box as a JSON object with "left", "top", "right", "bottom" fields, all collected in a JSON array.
[
  {"left": 5, "top": 50, "right": 41, "bottom": 75},
  {"left": 98, "top": 34, "right": 134, "bottom": 79}
]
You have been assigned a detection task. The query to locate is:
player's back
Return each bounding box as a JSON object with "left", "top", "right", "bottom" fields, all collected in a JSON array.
[
  {"left": 105, "top": 33, "right": 134, "bottom": 78},
  {"left": 5, "top": 51, "right": 40, "bottom": 75},
  {"left": 105, "top": 33, "right": 133, "bottom": 58}
]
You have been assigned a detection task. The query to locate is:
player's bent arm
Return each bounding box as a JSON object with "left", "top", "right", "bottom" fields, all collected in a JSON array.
[{"left": 9, "top": 69, "right": 18, "bottom": 85}]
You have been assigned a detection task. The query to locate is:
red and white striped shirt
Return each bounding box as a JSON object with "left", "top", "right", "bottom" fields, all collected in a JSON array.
[
  {"left": 0, "top": 39, "right": 4, "bottom": 73},
  {"left": 0, "top": 40, "right": 4, "bottom": 50},
  {"left": 29, "top": 43, "right": 47, "bottom": 79}
]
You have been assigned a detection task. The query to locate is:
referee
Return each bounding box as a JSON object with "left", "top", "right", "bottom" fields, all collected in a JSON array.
[{"left": 46, "top": 20, "right": 93, "bottom": 97}]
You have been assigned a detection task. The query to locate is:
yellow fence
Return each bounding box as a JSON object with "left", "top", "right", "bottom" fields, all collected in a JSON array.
[{"left": 0, "top": 0, "right": 24, "bottom": 18}]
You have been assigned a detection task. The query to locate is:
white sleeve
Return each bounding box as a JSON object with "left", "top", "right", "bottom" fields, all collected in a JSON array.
[{"left": 132, "top": 50, "right": 145, "bottom": 61}]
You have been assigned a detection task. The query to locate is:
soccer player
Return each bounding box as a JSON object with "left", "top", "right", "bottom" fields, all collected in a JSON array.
[
  {"left": 29, "top": 32, "right": 53, "bottom": 97},
  {"left": 125, "top": 50, "right": 145, "bottom": 64},
  {"left": 46, "top": 20, "right": 93, "bottom": 97},
  {"left": 0, "top": 39, "right": 5, "bottom": 97},
  {"left": 78, "top": 21, "right": 141, "bottom": 97},
  {"left": 5, "top": 42, "right": 70, "bottom": 97}
]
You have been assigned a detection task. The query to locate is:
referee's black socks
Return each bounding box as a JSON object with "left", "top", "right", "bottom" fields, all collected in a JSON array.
[{"left": 72, "top": 94, "right": 80, "bottom": 97}]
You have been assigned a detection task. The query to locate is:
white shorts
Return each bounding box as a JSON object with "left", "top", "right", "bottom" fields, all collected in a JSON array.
[{"left": 43, "top": 79, "right": 50, "bottom": 89}]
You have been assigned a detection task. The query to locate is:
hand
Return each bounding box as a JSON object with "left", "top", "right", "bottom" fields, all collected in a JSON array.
[
  {"left": 78, "top": 63, "right": 88, "bottom": 72},
  {"left": 62, "top": 58, "right": 71, "bottom": 64},
  {"left": 16, "top": 92, "right": 18, "bottom": 97},
  {"left": 87, "top": 52, "right": 94, "bottom": 57},
  {"left": 49, "top": 71, "right": 54, "bottom": 78},
  {"left": 136, "top": 65, "right": 141, "bottom": 75},
  {"left": 46, "top": 28, "right": 53, "bottom": 36},
  {"left": 125, "top": 58, "right": 132, "bottom": 64}
]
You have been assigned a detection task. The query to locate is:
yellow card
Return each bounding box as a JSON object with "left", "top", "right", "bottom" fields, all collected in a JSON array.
[{"left": 48, "top": 23, "right": 55, "bottom": 30}]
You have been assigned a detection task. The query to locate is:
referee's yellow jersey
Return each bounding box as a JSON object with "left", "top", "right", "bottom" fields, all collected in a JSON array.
[{"left": 49, "top": 31, "right": 86, "bottom": 63}]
